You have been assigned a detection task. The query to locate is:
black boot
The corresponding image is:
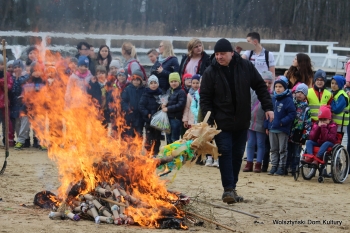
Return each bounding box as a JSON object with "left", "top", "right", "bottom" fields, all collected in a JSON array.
[
  {"left": 24, "top": 139, "right": 31, "bottom": 148},
  {"left": 33, "top": 137, "right": 39, "bottom": 148}
]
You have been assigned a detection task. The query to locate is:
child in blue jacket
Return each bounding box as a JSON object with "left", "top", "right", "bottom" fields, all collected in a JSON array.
[
  {"left": 139, "top": 75, "right": 163, "bottom": 155},
  {"left": 265, "top": 76, "right": 296, "bottom": 176},
  {"left": 121, "top": 69, "right": 145, "bottom": 138}
]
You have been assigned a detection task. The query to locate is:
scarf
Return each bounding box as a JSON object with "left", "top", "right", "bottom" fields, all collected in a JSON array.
[
  {"left": 75, "top": 70, "right": 91, "bottom": 79},
  {"left": 273, "top": 89, "right": 291, "bottom": 99},
  {"left": 146, "top": 88, "right": 162, "bottom": 96},
  {"left": 158, "top": 55, "right": 171, "bottom": 64}
]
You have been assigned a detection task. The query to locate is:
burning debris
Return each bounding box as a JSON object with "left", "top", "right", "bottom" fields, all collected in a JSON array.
[{"left": 35, "top": 183, "right": 189, "bottom": 229}]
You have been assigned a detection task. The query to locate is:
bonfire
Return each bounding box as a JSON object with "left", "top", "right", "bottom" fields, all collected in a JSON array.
[{"left": 20, "top": 46, "right": 223, "bottom": 229}]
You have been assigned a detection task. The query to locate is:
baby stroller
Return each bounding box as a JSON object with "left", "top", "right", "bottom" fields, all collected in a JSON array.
[{"left": 294, "top": 113, "right": 350, "bottom": 183}]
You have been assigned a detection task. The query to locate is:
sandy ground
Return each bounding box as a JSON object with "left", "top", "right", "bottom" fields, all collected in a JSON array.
[{"left": 1, "top": 146, "right": 350, "bottom": 233}]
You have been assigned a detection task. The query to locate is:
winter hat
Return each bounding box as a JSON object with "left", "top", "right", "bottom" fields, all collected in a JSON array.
[
  {"left": 117, "top": 68, "right": 126, "bottom": 76},
  {"left": 78, "top": 55, "right": 89, "bottom": 67},
  {"left": 295, "top": 83, "right": 308, "bottom": 96},
  {"left": 7, "top": 60, "right": 14, "bottom": 68},
  {"left": 274, "top": 76, "right": 289, "bottom": 90},
  {"left": 332, "top": 75, "right": 345, "bottom": 89},
  {"left": 314, "top": 69, "right": 326, "bottom": 82},
  {"left": 169, "top": 72, "right": 181, "bottom": 83},
  {"left": 12, "top": 59, "right": 25, "bottom": 70},
  {"left": 318, "top": 105, "right": 332, "bottom": 120},
  {"left": 148, "top": 75, "right": 159, "bottom": 86},
  {"left": 192, "top": 74, "right": 201, "bottom": 81},
  {"left": 214, "top": 38, "right": 233, "bottom": 53},
  {"left": 183, "top": 73, "right": 192, "bottom": 80},
  {"left": 96, "top": 65, "right": 107, "bottom": 73},
  {"left": 26, "top": 46, "right": 39, "bottom": 56},
  {"left": 110, "top": 60, "right": 121, "bottom": 69},
  {"left": 261, "top": 70, "right": 273, "bottom": 81},
  {"left": 70, "top": 57, "right": 78, "bottom": 65},
  {"left": 132, "top": 69, "right": 144, "bottom": 80}
]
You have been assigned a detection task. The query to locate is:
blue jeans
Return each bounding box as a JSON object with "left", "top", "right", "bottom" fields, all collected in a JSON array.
[
  {"left": 166, "top": 118, "right": 181, "bottom": 144},
  {"left": 215, "top": 130, "right": 247, "bottom": 190},
  {"left": 305, "top": 140, "right": 334, "bottom": 158},
  {"left": 246, "top": 130, "right": 266, "bottom": 163}
]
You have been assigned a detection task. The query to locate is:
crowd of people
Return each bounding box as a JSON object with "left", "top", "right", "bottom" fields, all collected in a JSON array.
[{"left": 0, "top": 31, "right": 350, "bottom": 205}]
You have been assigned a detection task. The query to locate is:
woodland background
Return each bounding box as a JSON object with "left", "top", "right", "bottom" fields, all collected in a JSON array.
[{"left": 0, "top": 0, "right": 349, "bottom": 46}]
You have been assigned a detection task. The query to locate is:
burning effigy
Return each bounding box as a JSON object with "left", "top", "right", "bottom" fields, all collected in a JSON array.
[{"left": 21, "top": 49, "right": 221, "bottom": 229}]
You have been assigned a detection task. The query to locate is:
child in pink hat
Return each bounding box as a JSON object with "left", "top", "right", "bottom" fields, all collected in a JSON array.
[{"left": 305, "top": 105, "right": 338, "bottom": 166}]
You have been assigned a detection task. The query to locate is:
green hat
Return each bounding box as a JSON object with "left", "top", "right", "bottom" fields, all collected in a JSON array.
[{"left": 169, "top": 72, "right": 181, "bottom": 84}]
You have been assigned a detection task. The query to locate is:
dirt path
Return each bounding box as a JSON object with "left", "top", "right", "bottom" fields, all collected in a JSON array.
[{"left": 0, "top": 148, "right": 349, "bottom": 233}]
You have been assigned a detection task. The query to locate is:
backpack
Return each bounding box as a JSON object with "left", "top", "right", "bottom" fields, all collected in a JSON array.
[
  {"left": 127, "top": 60, "right": 148, "bottom": 81},
  {"left": 249, "top": 50, "right": 270, "bottom": 69}
]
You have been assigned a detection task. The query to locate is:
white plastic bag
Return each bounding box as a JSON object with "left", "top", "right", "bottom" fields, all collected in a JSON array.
[{"left": 150, "top": 94, "right": 171, "bottom": 133}]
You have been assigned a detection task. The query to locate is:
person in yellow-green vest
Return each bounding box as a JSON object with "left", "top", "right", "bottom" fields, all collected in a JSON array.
[
  {"left": 307, "top": 69, "right": 332, "bottom": 122},
  {"left": 330, "top": 75, "right": 349, "bottom": 132}
]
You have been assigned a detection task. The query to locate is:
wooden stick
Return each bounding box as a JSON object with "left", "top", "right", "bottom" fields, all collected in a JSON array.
[
  {"left": 196, "top": 199, "right": 260, "bottom": 218},
  {"left": 203, "top": 111, "right": 211, "bottom": 124},
  {"left": 185, "top": 211, "right": 236, "bottom": 232},
  {"left": 99, "top": 197, "right": 127, "bottom": 207}
]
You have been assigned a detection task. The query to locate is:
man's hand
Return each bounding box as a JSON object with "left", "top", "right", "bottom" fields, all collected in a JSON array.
[{"left": 265, "top": 111, "right": 274, "bottom": 122}]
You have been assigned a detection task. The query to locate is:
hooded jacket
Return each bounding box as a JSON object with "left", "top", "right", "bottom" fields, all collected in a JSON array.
[
  {"left": 166, "top": 85, "right": 187, "bottom": 119},
  {"left": 309, "top": 121, "right": 338, "bottom": 145},
  {"left": 200, "top": 52, "right": 273, "bottom": 131},
  {"left": 121, "top": 83, "right": 145, "bottom": 127},
  {"left": 266, "top": 90, "right": 296, "bottom": 135},
  {"left": 179, "top": 51, "right": 211, "bottom": 78}
]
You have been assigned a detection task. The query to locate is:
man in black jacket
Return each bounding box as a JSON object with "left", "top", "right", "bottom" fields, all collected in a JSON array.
[{"left": 200, "top": 38, "right": 274, "bottom": 204}]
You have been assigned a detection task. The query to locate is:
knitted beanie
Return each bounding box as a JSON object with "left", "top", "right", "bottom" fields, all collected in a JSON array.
[
  {"left": 332, "top": 75, "right": 345, "bottom": 89},
  {"left": 148, "top": 75, "right": 159, "bottom": 86},
  {"left": 183, "top": 73, "right": 192, "bottom": 80},
  {"left": 110, "top": 60, "right": 121, "bottom": 69},
  {"left": 318, "top": 105, "right": 332, "bottom": 120},
  {"left": 78, "top": 55, "right": 89, "bottom": 67},
  {"left": 192, "top": 74, "right": 201, "bottom": 81},
  {"left": 261, "top": 70, "right": 273, "bottom": 81},
  {"left": 214, "top": 38, "right": 233, "bottom": 53},
  {"left": 13, "top": 59, "right": 25, "bottom": 69},
  {"left": 117, "top": 68, "right": 126, "bottom": 76},
  {"left": 295, "top": 83, "right": 308, "bottom": 96},
  {"left": 132, "top": 69, "right": 144, "bottom": 80},
  {"left": 169, "top": 72, "right": 181, "bottom": 83},
  {"left": 274, "top": 76, "right": 289, "bottom": 90},
  {"left": 314, "top": 69, "right": 327, "bottom": 82}
]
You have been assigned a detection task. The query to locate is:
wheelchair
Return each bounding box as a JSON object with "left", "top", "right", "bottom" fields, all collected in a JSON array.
[{"left": 294, "top": 119, "right": 350, "bottom": 183}]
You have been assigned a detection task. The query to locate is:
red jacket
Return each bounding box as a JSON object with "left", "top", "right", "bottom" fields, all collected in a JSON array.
[
  {"left": 309, "top": 121, "right": 337, "bottom": 145},
  {"left": 0, "top": 72, "right": 13, "bottom": 108}
]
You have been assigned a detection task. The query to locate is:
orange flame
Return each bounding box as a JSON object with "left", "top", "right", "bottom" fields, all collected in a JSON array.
[{"left": 22, "top": 48, "right": 185, "bottom": 227}]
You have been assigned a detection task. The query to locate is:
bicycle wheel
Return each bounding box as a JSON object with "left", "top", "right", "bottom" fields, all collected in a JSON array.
[{"left": 301, "top": 164, "right": 316, "bottom": 180}]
